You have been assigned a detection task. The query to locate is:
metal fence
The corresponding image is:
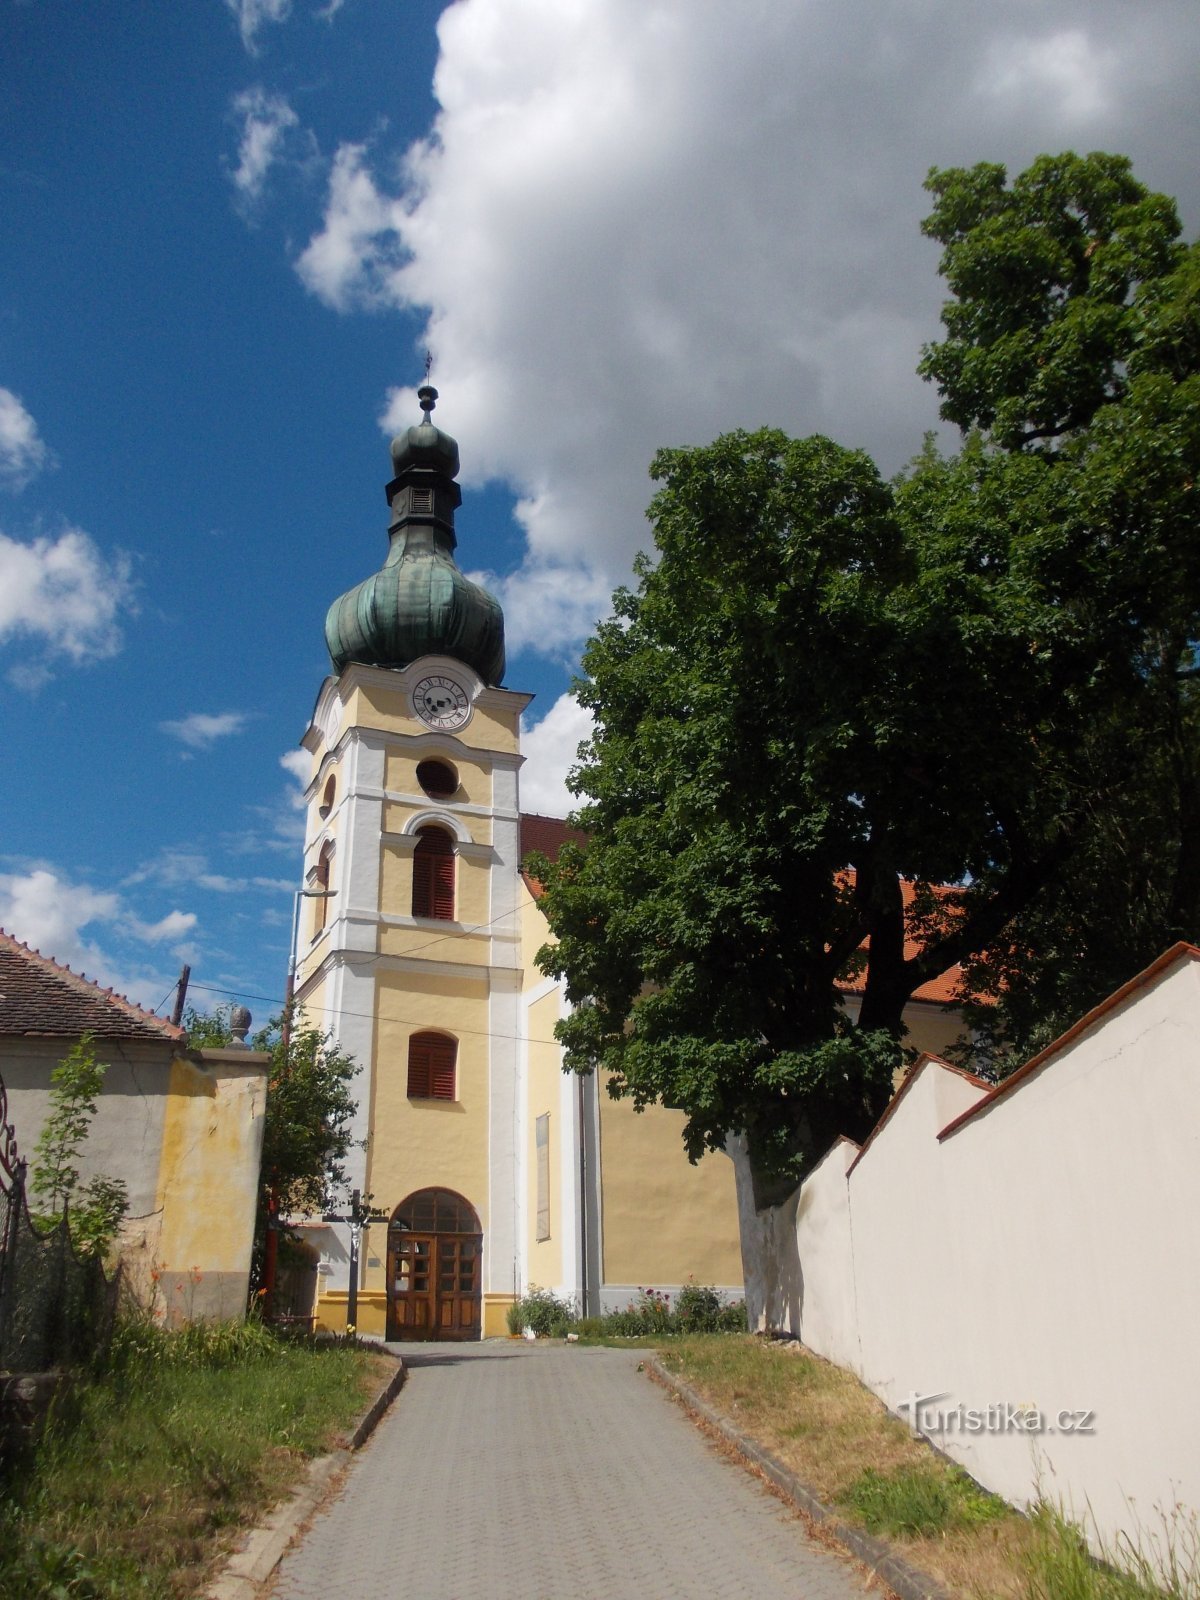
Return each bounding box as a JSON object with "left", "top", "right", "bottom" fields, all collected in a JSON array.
[{"left": 0, "top": 1074, "right": 119, "bottom": 1374}]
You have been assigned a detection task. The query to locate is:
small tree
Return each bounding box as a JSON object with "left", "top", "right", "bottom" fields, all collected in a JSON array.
[{"left": 30, "top": 1032, "right": 128, "bottom": 1259}]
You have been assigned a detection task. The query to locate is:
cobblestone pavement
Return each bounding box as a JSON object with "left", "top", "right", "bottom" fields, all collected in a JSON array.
[{"left": 268, "top": 1341, "right": 880, "bottom": 1600}]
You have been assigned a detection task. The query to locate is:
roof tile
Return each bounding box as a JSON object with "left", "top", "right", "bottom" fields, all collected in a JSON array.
[{"left": 0, "top": 930, "right": 184, "bottom": 1042}]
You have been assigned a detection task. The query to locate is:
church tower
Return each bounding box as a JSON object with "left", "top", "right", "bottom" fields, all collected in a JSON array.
[
  {"left": 294, "top": 387, "right": 532, "bottom": 1338},
  {"left": 291, "top": 388, "right": 746, "bottom": 1340}
]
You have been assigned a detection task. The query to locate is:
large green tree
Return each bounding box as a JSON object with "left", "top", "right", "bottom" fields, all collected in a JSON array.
[
  {"left": 533, "top": 152, "right": 1200, "bottom": 1221},
  {"left": 917, "top": 151, "right": 1200, "bottom": 1062}
]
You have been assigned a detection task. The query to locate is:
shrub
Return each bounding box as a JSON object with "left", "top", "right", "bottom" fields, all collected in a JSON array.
[
  {"left": 513, "top": 1286, "right": 575, "bottom": 1337},
  {"left": 676, "top": 1280, "right": 747, "bottom": 1333},
  {"left": 506, "top": 1284, "right": 748, "bottom": 1339}
]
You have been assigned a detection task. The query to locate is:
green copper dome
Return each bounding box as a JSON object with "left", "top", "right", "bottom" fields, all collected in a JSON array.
[{"left": 324, "top": 386, "right": 506, "bottom": 685}]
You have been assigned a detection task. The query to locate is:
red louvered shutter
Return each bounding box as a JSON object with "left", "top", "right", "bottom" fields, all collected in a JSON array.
[
  {"left": 408, "top": 1032, "right": 456, "bottom": 1100},
  {"left": 412, "top": 827, "right": 454, "bottom": 920},
  {"left": 430, "top": 1038, "right": 456, "bottom": 1099},
  {"left": 432, "top": 852, "right": 454, "bottom": 920}
]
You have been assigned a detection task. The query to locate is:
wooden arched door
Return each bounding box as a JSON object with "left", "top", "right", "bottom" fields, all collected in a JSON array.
[{"left": 386, "top": 1188, "right": 482, "bottom": 1341}]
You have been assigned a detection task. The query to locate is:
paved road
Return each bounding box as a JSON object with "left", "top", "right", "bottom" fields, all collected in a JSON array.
[{"left": 268, "top": 1342, "right": 878, "bottom": 1600}]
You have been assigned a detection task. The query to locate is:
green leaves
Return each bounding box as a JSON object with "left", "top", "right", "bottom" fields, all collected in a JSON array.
[
  {"left": 259, "top": 1016, "right": 359, "bottom": 1219},
  {"left": 920, "top": 152, "right": 1186, "bottom": 447},
  {"left": 30, "top": 1033, "right": 129, "bottom": 1258}
]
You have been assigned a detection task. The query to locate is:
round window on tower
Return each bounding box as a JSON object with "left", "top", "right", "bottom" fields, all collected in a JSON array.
[{"left": 417, "top": 759, "right": 458, "bottom": 800}]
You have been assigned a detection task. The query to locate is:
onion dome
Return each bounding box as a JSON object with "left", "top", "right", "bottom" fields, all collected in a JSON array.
[{"left": 324, "top": 386, "right": 506, "bottom": 685}]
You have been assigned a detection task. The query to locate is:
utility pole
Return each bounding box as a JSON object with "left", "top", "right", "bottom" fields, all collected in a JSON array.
[{"left": 169, "top": 964, "right": 191, "bottom": 1028}]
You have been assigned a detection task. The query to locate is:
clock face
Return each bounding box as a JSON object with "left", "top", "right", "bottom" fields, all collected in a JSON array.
[{"left": 412, "top": 674, "right": 471, "bottom": 730}]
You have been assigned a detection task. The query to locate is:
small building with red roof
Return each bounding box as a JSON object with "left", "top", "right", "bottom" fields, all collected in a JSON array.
[{"left": 0, "top": 929, "right": 269, "bottom": 1322}]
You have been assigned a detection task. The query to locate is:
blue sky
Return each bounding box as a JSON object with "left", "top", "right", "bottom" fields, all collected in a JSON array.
[{"left": 2, "top": 0, "right": 1198, "bottom": 1022}]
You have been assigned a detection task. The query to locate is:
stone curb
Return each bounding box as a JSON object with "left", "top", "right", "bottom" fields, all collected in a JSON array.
[
  {"left": 206, "top": 1356, "right": 407, "bottom": 1600},
  {"left": 645, "top": 1355, "right": 953, "bottom": 1600}
]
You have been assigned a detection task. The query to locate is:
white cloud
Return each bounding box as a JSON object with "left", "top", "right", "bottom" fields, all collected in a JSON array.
[
  {"left": 0, "top": 527, "right": 133, "bottom": 669},
  {"left": 295, "top": 142, "right": 407, "bottom": 311},
  {"left": 121, "top": 909, "right": 198, "bottom": 945},
  {"left": 228, "top": 87, "right": 301, "bottom": 205},
  {"left": 520, "top": 692, "right": 594, "bottom": 818},
  {"left": 126, "top": 847, "right": 294, "bottom": 895},
  {"left": 225, "top": 0, "right": 292, "bottom": 54},
  {"left": 978, "top": 29, "right": 1116, "bottom": 122},
  {"left": 297, "top": 0, "right": 1200, "bottom": 663},
  {"left": 0, "top": 869, "right": 120, "bottom": 979},
  {"left": 279, "top": 748, "right": 311, "bottom": 788},
  {"left": 465, "top": 557, "right": 613, "bottom": 661},
  {"left": 0, "top": 867, "right": 195, "bottom": 1005},
  {"left": 160, "top": 711, "right": 252, "bottom": 750},
  {"left": 0, "top": 388, "right": 50, "bottom": 489}
]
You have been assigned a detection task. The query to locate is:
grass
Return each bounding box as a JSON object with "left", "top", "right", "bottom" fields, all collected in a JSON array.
[
  {"left": 839, "top": 1461, "right": 1008, "bottom": 1539},
  {"left": 0, "top": 1317, "right": 393, "bottom": 1600},
  {"left": 658, "top": 1336, "right": 1200, "bottom": 1600}
]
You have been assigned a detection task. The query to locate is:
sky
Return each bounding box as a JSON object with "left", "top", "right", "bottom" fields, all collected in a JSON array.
[{"left": 2, "top": 0, "right": 1198, "bottom": 1023}]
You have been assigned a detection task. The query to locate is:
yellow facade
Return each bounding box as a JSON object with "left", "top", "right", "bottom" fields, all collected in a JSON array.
[
  {"left": 524, "top": 988, "right": 564, "bottom": 1289},
  {"left": 151, "top": 1052, "right": 268, "bottom": 1323},
  {"left": 367, "top": 968, "right": 492, "bottom": 1226},
  {"left": 596, "top": 1088, "right": 743, "bottom": 1291}
]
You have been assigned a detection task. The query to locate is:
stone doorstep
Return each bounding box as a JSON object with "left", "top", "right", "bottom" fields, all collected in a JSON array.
[
  {"left": 645, "top": 1355, "right": 954, "bottom": 1600},
  {"left": 206, "top": 1355, "right": 407, "bottom": 1600}
]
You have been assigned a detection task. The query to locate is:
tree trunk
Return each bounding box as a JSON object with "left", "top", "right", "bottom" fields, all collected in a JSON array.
[{"left": 727, "top": 1133, "right": 802, "bottom": 1335}]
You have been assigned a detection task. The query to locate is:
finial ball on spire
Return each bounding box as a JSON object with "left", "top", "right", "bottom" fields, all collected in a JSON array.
[{"left": 417, "top": 385, "right": 437, "bottom": 418}]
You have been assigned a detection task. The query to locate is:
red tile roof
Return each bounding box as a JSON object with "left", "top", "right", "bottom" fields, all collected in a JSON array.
[
  {"left": 519, "top": 813, "right": 587, "bottom": 898},
  {"left": 0, "top": 930, "right": 184, "bottom": 1043},
  {"left": 836, "top": 878, "right": 967, "bottom": 1006}
]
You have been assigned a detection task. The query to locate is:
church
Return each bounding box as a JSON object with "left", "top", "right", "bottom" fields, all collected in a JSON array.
[{"left": 288, "top": 388, "right": 747, "bottom": 1339}]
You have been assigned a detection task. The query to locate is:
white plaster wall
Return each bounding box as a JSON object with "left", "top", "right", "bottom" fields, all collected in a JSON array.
[
  {"left": 2, "top": 1037, "right": 172, "bottom": 1218},
  {"left": 791, "top": 954, "right": 1200, "bottom": 1563},
  {"left": 847, "top": 1062, "right": 990, "bottom": 1411},
  {"left": 792, "top": 1137, "right": 860, "bottom": 1373}
]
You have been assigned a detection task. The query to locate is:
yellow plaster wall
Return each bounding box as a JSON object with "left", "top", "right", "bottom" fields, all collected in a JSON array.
[
  {"left": 382, "top": 796, "right": 491, "bottom": 846},
  {"left": 517, "top": 883, "right": 552, "bottom": 980},
  {"left": 903, "top": 1002, "right": 968, "bottom": 1063},
  {"left": 152, "top": 1054, "right": 268, "bottom": 1322},
  {"left": 378, "top": 920, "right": 493, "bottom": 964},
  {"left": 379, "top": 842, "right": 491, "bottom": 930},
  {"left": 524, "top": 988, "right": 563, "bottom": 1286},
  {"left": 346, "top": 683, "right": 520, "bottom": 757},
  {"left": 361, "top": 968, "right": 491, "bottom": 1300},
  {"left": 598, "top": 1085, "right": 742, "bottom": 1288},
  {"left": 297, "top": 973, "right": 329, "bottom": 1029},
  {"left": 383, "top": 750, "right": 495, "bottom": 812}
]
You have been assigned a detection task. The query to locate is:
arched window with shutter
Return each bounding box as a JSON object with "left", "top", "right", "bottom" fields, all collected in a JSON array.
[
  {"left": 407, "top": 1031, "right": 457, "bottom": 1101},
  {"left": 412, "top": 824, "right": 455, "bottom": 920},
  {"left": 313, "top": 841, "right": 334, "bottom": 936}
]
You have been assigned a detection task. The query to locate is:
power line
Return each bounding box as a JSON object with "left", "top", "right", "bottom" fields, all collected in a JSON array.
[{"left": 183, "top": 976, "right": 568, "bottom": 1050}]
